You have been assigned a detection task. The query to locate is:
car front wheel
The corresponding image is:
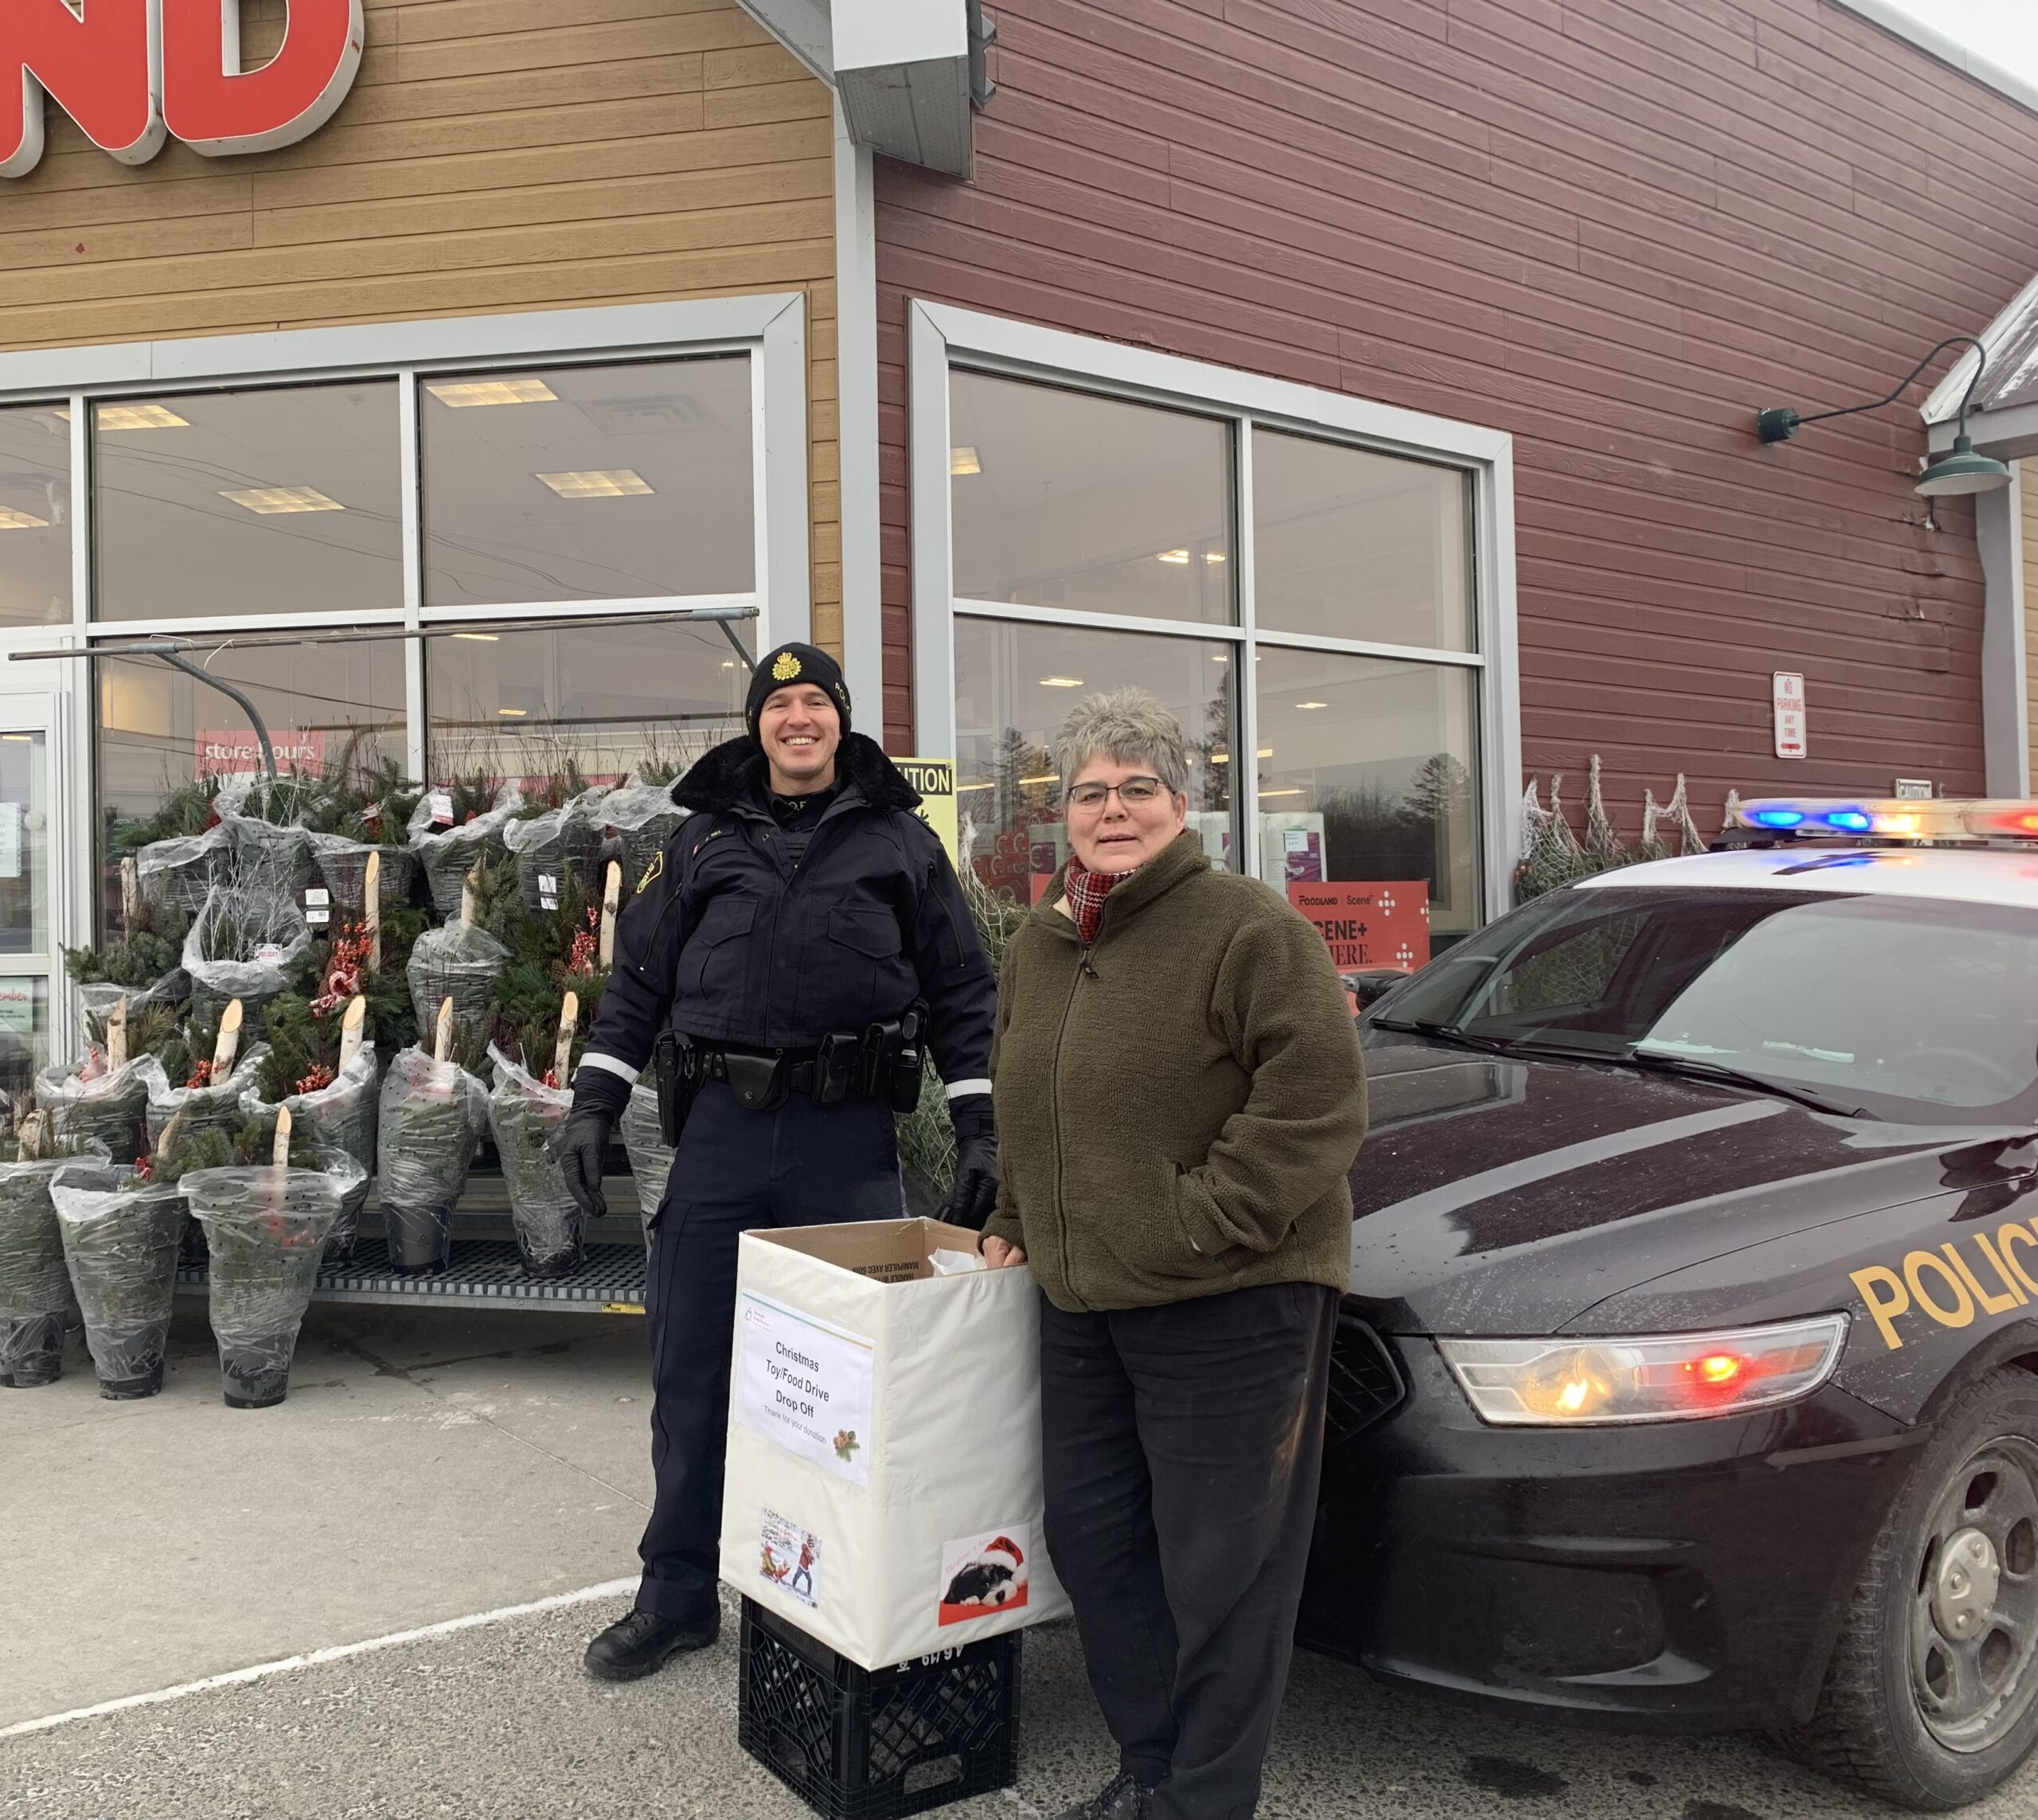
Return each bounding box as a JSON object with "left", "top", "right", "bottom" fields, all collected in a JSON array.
[{"left": 1781, "top": 1369, "right": 2038, "bottom": 1809}]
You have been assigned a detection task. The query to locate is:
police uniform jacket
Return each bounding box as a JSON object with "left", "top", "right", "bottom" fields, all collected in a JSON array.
[{"left": 581, "top": 732, "right": 995, "bottom": 1092}]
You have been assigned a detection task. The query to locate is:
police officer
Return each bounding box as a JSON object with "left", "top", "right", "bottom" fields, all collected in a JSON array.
[{"left": 560, "top": 642, "right": 999, "bottom": 1680}]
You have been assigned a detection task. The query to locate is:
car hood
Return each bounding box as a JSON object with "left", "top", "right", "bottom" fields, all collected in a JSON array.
[{"left": 1348, "top": 1033, "right": 2019, "bottom": 1334}]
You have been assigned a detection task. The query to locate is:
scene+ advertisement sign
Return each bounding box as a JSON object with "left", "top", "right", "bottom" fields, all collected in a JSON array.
[
  {"left": 1287, "top": 881, "right": 1431, "bottom": 974},
  {"left": 736, "top": 1292, "right": 876, "bottom": 1486},
  {"left": 197, "top": 730, "right": 326, "bottom": 777},
  {"left": 896, "top": 759, "right": 958, "bottom": 868}
]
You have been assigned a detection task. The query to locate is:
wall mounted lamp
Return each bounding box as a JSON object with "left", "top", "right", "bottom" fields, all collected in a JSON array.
[{"left": 1755, "top": 334, "right": 2011, "bottom": 498}]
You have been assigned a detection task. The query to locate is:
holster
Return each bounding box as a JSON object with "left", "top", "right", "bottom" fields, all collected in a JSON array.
[
  {"left": 721, "top": 1050, "right": 789, "bottom": 1112},
  {"left": 653, "top": 1030, "right": 703, "bottom": 1147}
]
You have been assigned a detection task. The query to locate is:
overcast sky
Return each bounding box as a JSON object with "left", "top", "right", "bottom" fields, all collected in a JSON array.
[{"left": 1879, "top": 0, "right": 2038, "bottom": 87}]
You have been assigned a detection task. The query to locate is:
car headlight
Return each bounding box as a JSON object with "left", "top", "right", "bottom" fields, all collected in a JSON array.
[{"left": 1436, "top": 1314, "right": 1849, "bottom": 1426}]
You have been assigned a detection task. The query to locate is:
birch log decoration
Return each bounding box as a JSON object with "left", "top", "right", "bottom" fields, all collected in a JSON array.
[
  {"left": 338, "top": 995, "right": 367, "bottom": 1072},
  {"left": 119, "top": 857, "right": 139, "bottom": 928},
  {"left": 18, "top": 1109, "right": 42, "bottom": 1160},
  {"left": 434, "top": 996, "right": 455, "bottom": 1064},
  {"left": 213, "top": 999, "right": 244, "bottom": 1077},
  {"left": 364, "top": 849, "right": 382, "bottom": 971},
  {"left": 599, "top": 861, "right": 621, "bottom": 969},
  {"left": 107, "top": 996, "right": 128, "bottom": 1072},
  {"left": 460, "top": 865, "right": 479, "bottom": 928},
  {"left": 272, "top": 1105, "right": 293, "bottom": 1167},
  {"left": 552, "top": 990, "right": 579, "bottom": 1088}
]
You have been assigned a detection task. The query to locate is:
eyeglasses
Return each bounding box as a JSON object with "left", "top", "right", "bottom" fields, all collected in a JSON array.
[{"left": 1066, "top": 775, "right": 1167, "bottom": 810}]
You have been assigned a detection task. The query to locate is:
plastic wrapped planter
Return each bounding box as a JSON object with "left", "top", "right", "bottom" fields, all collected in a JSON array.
[
  {"left": 185, "top": 1155, "right": 364, "bottom": 1408},
  {"left": 77, "top": 972, "right": 189, "bottom": 1049},
  {"left": 35, "top": 1057, "right": 150, "bottom": 1163},
  {"left": 504, "top": 792, "right": 609, "bottom": 913},
  {"left": 377, "top": 1048, "right": 488, "bottom": 1273},
  {"left": 182, "top": 889, "right": 312, "bottom": 1028},
  {"left": 486, "top": 1048, "right": 584, "bottom": 1277},
  {"left": 622, "top": 1083, "right": 675, "bottom": 1228},
  {"left": 135, "top": 829, "right": 225, "bottom": 914},
  {"left": 405, "top": 920, "right": 509, "bottom": 1045},
  {"left": 310, "top": 834, "right": 417, "bottom": 920},
  {"left": 139, "top": 1045, "right": 272, "bottom": 1151},
  {"left": 599, "top": 775, "right": 685, "bottom": 887},
  {"left": 240, "top": 1043, "right": 378, "bottom": 1265},
  {"left": 51, "top": 1161, "right": 188, "bottom": 1400},
  {"left": 0, "top": 1153, "right": 86, "bottom": 1388},
  {"left": 218, "top": 812, "right": 316, "bottom": 900},
  {"left": 408, "top": 787, "right": 521, "bottom": 922}
]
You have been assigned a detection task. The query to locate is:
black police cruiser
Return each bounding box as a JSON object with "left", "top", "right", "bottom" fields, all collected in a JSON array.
[{"left": 1302, "top": 796, "right": 2038, "bottom": 1810}]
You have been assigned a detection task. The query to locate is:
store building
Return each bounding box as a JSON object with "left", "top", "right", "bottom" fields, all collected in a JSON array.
[{"left": 0, "top": 0, "right": 2032, "bottom": 1086}]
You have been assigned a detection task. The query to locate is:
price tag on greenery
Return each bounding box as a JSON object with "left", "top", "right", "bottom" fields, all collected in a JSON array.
[
  {"left": 428, "top": 790, "right": 454, "bottom": 826},
  {"left": 256, "top": 943, "right": 284, "bottom": 963},
  {"left": 538, "top": 873, "right": 560, "bottom": 910}
]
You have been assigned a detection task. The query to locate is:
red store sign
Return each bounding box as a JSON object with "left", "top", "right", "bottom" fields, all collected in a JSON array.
[{"left": 1, "top": 0, "right": 364, "bottom": 179}]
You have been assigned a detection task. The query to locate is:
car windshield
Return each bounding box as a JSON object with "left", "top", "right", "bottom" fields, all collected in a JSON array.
[{"left": 1372, "top": 885, "right": 2038, "bottom": 1124}]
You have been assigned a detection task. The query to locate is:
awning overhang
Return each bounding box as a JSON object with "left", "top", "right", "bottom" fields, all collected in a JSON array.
[
  {"left": 1923, "top": 271, "right": 2038, "bottom": 459},
  {"left": 735, "top": 0, "right": 994, "bottom": 178}
]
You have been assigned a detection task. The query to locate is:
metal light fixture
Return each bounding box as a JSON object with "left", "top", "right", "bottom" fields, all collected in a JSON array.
[{"left": 1756, "top": 334, "right": 2011, "bottom": 498}]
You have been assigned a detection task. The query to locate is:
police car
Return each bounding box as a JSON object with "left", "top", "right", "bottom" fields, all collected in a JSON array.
[{"left": 1301, "top": 798, "right": 2038, "bottom": 1810}]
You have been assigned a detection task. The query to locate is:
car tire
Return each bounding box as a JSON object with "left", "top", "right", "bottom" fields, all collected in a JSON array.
[{"left": 1779, "top": 1368, "right": 2038, "bottom": 1810}]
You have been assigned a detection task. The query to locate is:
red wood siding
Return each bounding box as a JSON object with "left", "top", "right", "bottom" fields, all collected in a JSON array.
[{"left": 873, "top": 0, "right": 2038, "bottom": 835}]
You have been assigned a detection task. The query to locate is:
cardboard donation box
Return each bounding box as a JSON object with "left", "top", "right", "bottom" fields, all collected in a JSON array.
[{"left": 720, "top": 1218, "right": 1070, "bottom": 1669}]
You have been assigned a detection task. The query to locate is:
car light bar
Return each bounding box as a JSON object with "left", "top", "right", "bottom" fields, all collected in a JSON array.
[
  {"left": 1437, "top": 1314, "right": 1849, "bottom": 1426},
  {"left": 1732, "top": 797, "right": 2038, "bottom": 842}
]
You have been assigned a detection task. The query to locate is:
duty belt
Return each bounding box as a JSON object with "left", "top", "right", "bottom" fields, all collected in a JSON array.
[{"left": 654, "top": 1003, "right": 929, "bottom": 1131}]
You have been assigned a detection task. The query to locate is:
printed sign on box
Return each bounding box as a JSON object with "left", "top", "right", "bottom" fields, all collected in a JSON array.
[
  {"left": 736, "top": 1292, "right": 875, "bottom": 1486},
  {"left": 939, "top": 1526, "right": 1032, "bottom": 1627},
  {"left": 759, "top": 1509, "right": 821, "bottom": 1608},
  {"left": 1286, "top": 881, "right": 1431, "bottom": 973}
]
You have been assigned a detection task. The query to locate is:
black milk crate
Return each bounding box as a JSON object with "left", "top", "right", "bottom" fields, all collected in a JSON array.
[{"left": 738, "top": 1597, "right": 1021, "bottom": 1819}]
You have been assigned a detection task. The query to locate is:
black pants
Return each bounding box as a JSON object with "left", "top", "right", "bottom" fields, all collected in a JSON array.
[
  {"left": 636, "top": 1080, "right": 904, "bottom": 1623},
  {"left": 1040, "top": 1281, "right": 1338, "bottom": 1820}
]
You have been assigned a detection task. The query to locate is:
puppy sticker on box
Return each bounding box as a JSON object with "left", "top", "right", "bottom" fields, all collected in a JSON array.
[
  {"left": 938, "top": 1526, "right": 1031, "bottom": 1626},
  {"left": 760, "top": 1509, "right": 820, "bottom": 1607}
]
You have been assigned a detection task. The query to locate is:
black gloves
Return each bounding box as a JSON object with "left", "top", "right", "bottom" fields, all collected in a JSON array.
[
  {"left": 936, "top": 1095, "right": 1000, "bottom": 1231},
  {"left": 560, "top": 1066, "right": 632, "bottom": 1222}
]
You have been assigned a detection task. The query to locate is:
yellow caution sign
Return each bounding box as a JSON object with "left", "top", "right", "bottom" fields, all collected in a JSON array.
[{"left": 896, "top": 757, "right": 958, "bottom": 869}]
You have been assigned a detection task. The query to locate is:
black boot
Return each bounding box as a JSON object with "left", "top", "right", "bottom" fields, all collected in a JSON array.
[
  {"left": 583, "top": 1607, "right": 719, "bottom": 1681},
  {"left": 1053, "top": 1769, "right": 1154, "bottom": 1820}
]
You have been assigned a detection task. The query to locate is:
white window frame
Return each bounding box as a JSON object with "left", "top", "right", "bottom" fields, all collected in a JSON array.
[
  {"left": 908, "top": 300, "right": 1521, "bottom": 923},
  {"left": 0, "top": 296, "right": 810, "bottom": 979}
]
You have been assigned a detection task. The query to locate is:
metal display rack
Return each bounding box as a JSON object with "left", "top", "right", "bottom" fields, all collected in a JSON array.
[{"left": 175, "top": 1236, "right": 649, "bottom": 1314}]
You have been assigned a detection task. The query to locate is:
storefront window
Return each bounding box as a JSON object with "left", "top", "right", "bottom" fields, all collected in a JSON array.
[
  {"left": 425, "top": 619, "right": 747, "bottom": 786},
  {"left": 1253, "top": 430, "right": 1474, "bottom": 651},
  {"left": 420, "top": 357, "right": 754, "bottom": 607},
  {"left": 951, "top": 373, "right": 1233, "bottom": 624},
  {"left": 954, "top": 617, "right": 1235, "bottom": 902},
  {"left": 0, "top": 405, "right": 72, "bottom": 627},
  {"left": 93, "top": 383, "right": 403, "bottom": 621},
  {"left": 1255, "top": 647, "right": 1481, "bottom": 947}
]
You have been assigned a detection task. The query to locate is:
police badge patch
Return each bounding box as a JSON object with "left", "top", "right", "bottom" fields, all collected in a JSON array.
[
  {"left": 771, "top": 650, "right": 802, "bottom": 682},
  {"left": 638, "top": 850, "right": 664, "bottom": 894}
]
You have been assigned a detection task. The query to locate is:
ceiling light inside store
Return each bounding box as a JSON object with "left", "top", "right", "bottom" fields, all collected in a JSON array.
[
  {"left": 1020, "top": 773, "right": 1059, "bottom": 785},
  {"left": 537, "top": 469, "right": 654, "bottom": 499},
  {"left": 1209, "top": 753, "right": 1229, "bottom": 764},
  {"left": 220, "top": 486, "right": 344, "bottom": 515},
  {"left": 93, "top": 403, "right": 189, "bottom": 431},
  {"left": 1258, "top": 748, "right": 1272, "bottom": 757},
  {"left": 0, "top": 508, "right": 49, "bottom": 530},
  {"left": 1156, "top": 549, "right": 1191, "bottom": 564},
  {"left": 451, "top": 631, "right": 500, "bottom": 642},
  {"left": 497, "top": 706, "right": 529, "bottom": 717},
  {"left": 427, "top": 377, "right": 558, "bottom": 408},
  {"left": 1296, "top": 701, "right": 1328, "bottom": 710},
  {"left": 950, "top": 447, "right": 982, "bottom": 476},
  {"left": 1204, "top": 552, "right": 1225, "bottom": 564},
  {"left": 1261, "top": 787, "right": 1304, "bottom": 798},
  {"left": 1039, "top": 676, "right": 1083, "bottom": 688}
]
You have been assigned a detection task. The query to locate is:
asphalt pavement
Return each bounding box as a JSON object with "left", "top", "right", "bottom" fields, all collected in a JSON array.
[{"left": 6, "top": 1301, "right": 2037, "bottom": 1819}]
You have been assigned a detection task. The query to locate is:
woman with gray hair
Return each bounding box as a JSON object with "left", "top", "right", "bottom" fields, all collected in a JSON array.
[{"left": 980, "top": 687, "right": 1368, "bottom": 1820}]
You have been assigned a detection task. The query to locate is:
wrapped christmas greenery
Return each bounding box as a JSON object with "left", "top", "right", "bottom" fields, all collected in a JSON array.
[
  {"left": 596, "top": 766, "right": 688, "bottom": 889},
  {"left": 136, "top": 1001, "right": 271, "bottom": 1151},
  {"left": 51, "top": 1158, "right": 188, "bottom": 1400},
  {"left": 0, "top": 1116, "right": 109, "bottom": 1389},
  {"left": 65, "top": 885, "right": 189, "bottom": 1001},
  {"left": 306, "top": 744, "right": 424, "bottom": 916},
  {"left": 214, "top": 770, "right": 323, "bottom": 900},
  {"left": 408, "top": 774, "right": 522, "bottom": 921},
  {"left": 288, "top": 919, "right": 417, "bottom": 1059},
  {"left": 620, "top": 1084, "right": 673, "bottom": 1228},
  {"left": 182, "top": 886, "right": 312, "bottom": 1027},
  {"left": 376, "top": 1043, "right": 488, "bottom": 1273},
  {"left": 503, "top": 767, "right": 610, "bottom": 914},
  {"left": 36, "top": 1041, "right": 150, "bottom": 1163},
  {"left": 182, "top": 1117, "right": 364, "bottom": 1408},
  {"left": 485, "top": 1044, "right": 584, "bottom": 1277},
  {"left": 241, "top": 993, "right": 378, "bottom": 1266},
  {"left": 406, "top": 915, "right": 510, "bottom": 1049},
  {"left": 310, "top": 832, "right": 419, "bottom": 920},
  {"left": 116, "top": 776, "right": 227, "bottom": 912}
]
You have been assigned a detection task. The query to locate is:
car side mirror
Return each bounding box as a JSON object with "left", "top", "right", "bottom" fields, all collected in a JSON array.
[{"left": 1342, "top": 970, "right": 1408, "bottom": 1014}]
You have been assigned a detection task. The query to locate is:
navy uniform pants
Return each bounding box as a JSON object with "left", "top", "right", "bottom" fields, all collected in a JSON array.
[{"left": 635, "top": 1080, "right": 904, "bottom": 1623}]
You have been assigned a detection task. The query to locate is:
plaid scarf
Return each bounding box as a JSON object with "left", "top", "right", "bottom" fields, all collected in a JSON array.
[{"left": 1063, "top": 856, "right": 1138, "bottom": 946}]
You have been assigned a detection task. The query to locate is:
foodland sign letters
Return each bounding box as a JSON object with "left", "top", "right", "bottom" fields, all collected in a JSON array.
[{"left": 0, "top": 0, "right": 364, "bottom": 179}]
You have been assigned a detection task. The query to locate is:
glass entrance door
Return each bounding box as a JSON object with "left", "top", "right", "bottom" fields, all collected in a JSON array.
[{"left": 0, "top": 711, "right": 55, "bottom": 1105}]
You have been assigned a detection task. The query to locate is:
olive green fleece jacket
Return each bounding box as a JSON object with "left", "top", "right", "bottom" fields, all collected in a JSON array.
[{"left": 982, "top": 832, "right": 1368, "bottom": 1313}]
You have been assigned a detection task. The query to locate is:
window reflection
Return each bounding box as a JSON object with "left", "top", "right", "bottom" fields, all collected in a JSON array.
[
  {"left": 421, "top": 357, "right": 755, "bottom": 607},
  {"left": 954, "top": 617, "right": 1235, "bottom": 903},
  {"left": 0, "top": 405, "right": 71, "bottom": 627},
  {"left": 1254, "top": 648, "right": 1479, "bottom": 945},
  {"left": 93, "top": 384, "right": 402, "bottom": 620},
  {"left": 951, "top": 373, "right": 1233, "bottom": 624},
  {"left": 425, "top": 619, "right": 747, "bottom": 785},
  {"left": 1254, "top": 429, "right": 1473, "bottom": 651}
]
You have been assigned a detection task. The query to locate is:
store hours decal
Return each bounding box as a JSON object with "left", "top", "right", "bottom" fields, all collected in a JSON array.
[{"left": 736, "top": 1294, "right": 875, "bottom": 1486}]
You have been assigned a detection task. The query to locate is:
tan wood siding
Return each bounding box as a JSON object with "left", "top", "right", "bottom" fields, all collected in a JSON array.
[{"left": 0, "top": 0, "right": 840, "bottom": 646}]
